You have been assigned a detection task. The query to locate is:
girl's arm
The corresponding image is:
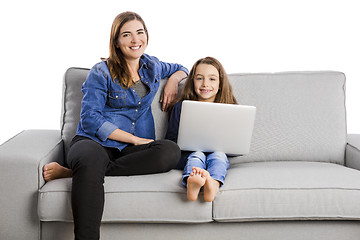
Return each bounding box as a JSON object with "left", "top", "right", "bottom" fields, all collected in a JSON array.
[
  {"left": 165, "top": 101, "right": 182, "bottom": 142},
  {"left": 161, "top": 70, "right": 187, "bottom": 111}
]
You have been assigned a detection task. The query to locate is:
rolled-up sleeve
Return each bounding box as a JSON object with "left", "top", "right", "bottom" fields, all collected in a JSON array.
[{"left": 96, "top": 121, "right": 118, "bottom": 141}]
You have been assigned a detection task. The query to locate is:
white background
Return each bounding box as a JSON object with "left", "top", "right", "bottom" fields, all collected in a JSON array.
[{"left": 0, "top": 0, "right": 359, "bottom": 145}]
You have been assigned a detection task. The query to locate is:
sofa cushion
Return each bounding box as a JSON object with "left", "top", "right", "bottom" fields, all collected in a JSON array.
[
  {"left": 213, "top": 161, "right": 360, "bottom": 222},
  {"left": 228, "top": 71, "right": 346, "bottom": 164},
  {"left": 38, "top": 170, "right": 212, "bottom": 223}
]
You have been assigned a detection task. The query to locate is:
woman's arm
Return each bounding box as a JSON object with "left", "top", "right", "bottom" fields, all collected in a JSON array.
[
  {"left": 161, "top": 70, "right": 187, "bottom": 111},
  {"left": 81, "top": 64, "right": 153, "bottom": 145},
  {"left": 108, "top": 128, "right": 154, "bottom": 146}
]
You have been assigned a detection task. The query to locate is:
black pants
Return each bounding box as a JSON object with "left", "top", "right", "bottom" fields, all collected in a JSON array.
[{"left": 66, "top": 136, "right": 181, "bottom": 240}]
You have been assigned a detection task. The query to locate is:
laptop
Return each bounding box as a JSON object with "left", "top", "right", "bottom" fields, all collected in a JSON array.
[{"left": 177, "top": 100, "right": 256, "bottom": 156}]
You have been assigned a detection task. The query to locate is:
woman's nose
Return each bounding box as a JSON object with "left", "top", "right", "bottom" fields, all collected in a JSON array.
[{"left": 131, "top": 34, "right": 139, "bottom": 43}]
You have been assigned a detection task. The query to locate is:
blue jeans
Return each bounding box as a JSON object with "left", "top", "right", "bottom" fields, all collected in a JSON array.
[{"left": 182, "top": 151, "right": 230, "bottom": 187}]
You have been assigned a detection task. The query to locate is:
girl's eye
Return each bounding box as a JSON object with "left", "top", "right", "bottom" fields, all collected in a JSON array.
[
  {"left": 138, "top": 31, "right": 145, "bottom": 35},
  {"left": 196, "top": 77, "right": 203, "bottom": 81},
  {"left": 122, "top": 33, "right": 130, "bottom": 38}
]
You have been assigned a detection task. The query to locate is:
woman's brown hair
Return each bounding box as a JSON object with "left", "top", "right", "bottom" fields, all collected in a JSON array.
[
  {"left": 175, "top": 57, "right": 237, "bottom": 106},
  {"left": 106, "top": 11, "right": 149, "bottom": 89}
]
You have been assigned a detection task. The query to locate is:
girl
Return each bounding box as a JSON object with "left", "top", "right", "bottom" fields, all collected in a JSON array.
[
  {"left": 165, "top": 57, "right": 237, "bottom": 202},
  {"left": 44, "top": 11, "right": 188, "bottom": 240}
]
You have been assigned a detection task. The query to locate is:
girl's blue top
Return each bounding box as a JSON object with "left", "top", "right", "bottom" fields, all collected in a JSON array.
[
  {"left": 76, "top": 54, "right": 188, "bottom": 151},
  {"left": 165, "top": 101, "right": 183, "bottom": 143}
]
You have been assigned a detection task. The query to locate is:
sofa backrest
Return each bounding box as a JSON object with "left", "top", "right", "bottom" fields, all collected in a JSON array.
[
  {"left": 61, "top": 69, "right": 347, "bottom": 165},
  {"left": 61, "top": 67, "right": 89, "bottom": 155},
  {"left": 229, "top": 71, "right": 346, "bottom": 165}
]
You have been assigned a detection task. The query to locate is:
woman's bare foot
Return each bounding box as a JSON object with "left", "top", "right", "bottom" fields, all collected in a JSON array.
[
  {"left": 43, "top": 162, "right": 72, "bottom": 181},
  {"left": 201, "top": 170, "right": 220, "bottom": 202},
  {"left": 186, "top": 168, "right": 206, "bottom": 201}
]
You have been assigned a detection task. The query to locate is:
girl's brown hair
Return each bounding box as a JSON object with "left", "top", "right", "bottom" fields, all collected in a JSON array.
[
  {"left": 106, "top": 11, "right": 149, "bottom": 89},
  {"left": 175, "top": 57, "right": 237, "bottom": 106}
]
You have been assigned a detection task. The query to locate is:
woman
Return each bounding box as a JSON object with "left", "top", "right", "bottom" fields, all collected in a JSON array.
[{"left": 43, "top": 11, "right": 188, "bottom": 240}]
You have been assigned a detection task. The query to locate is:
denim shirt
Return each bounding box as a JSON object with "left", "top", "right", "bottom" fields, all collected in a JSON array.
[{"left": 76, "top": 54, "right": 188, "bottom": 151}]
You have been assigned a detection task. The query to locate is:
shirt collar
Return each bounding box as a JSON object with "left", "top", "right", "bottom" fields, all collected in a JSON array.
[{"left": 139, "top": 55, "right": 149, "bottom": 70}]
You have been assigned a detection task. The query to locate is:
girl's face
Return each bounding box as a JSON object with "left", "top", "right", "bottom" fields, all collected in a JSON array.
[
  {"left": 116, "top": 20, "right": 147, "bottom": 62},
  {"left": 193, "top": 63, "right": 220, "bottom": 102}
]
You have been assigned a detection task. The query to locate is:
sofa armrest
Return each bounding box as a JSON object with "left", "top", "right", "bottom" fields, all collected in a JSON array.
[
  {"left": 345, "top": 134, "right": 360, "bottom": 171},
  {"left": 0, "top": 129, "right": 63, "bottom": 240}
]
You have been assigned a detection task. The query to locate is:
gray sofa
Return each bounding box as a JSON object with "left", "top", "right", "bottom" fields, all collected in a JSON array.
[{"left": 1, "top": 68, "right": 360, "bottom": 240}]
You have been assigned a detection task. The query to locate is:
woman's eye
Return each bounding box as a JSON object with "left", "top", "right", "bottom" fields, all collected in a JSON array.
[
  {"left": 196, "top": 77, "right": 203, "bottom": 81},
  {"left": 138, "top": 31, "right": 145, "bottom": 35}
]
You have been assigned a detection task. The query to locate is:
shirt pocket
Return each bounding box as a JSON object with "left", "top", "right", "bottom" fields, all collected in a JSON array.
[
  {"left": 149, "top": 75, "right": 161, "bottom": 94},
  {"left": 107, "top": 91, "right": 127, "bottom": 109}
]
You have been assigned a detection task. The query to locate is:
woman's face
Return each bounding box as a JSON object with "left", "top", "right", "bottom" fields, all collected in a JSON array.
[
  {"left": 117, "top": 20, "right": 147, "bottom": 61},
  {"left": 193, "top": 63, "right": 220, "bottom": 102}
]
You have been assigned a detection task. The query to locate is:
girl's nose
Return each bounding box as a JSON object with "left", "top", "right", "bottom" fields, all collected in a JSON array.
[{"left": 202, "top": 79, "right": 209, "bottom": 87}]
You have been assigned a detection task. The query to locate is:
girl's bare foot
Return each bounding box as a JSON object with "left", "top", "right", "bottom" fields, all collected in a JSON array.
[
  {"left": 187, "top": 169, "right": 206, "bottom": 201},
  {"left": 200, "top": 170, "right": 220, "bottom": 202},
  {"left": 43, "top": 162, "right": 72, "bottom": 181}
]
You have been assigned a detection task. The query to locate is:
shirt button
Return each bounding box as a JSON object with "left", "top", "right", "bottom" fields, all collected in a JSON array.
[
  {"left": 138, "top": 102, "right": 141, "bottom": 105},
  {"left": 135, "top": 109, "right": 138, "bottom": 112},
  {"left": 132, "top": 122, "right": 135, "bottom": 125},
  {"left": 115, "top": 95, "right": 118, "bottom": 98}
]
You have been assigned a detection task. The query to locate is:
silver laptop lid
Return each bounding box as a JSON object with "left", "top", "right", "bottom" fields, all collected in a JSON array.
[{"left": 177, "top": 100, "right": 256, "bottom": 156}]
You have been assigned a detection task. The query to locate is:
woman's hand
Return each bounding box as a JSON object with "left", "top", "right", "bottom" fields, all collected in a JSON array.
[
  {"left": 133, "top": 137, "right": 154, "bottom": 146},
  {"left": 160, "top": 70, "right": 187, "bottom": 111},
  {"left": 161, "top": 78, "right": 178, "bottom": 111},
  {"left": 108, "top": 128, "right": 154, "bottom": 146}
]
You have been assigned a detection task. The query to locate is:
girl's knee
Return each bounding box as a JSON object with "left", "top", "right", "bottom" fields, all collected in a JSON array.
[
  {"left": 189, "top": 151, "right": 206, "bottom": 162},
  {"left": 207, "top": 152, "right": 229, "bottom": 166},
  {"left": 211, "top": 152, "right": 227, "bottom": 159}
]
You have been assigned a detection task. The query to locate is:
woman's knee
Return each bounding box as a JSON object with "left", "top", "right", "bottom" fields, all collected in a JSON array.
[
  {"left": 67, "top": 139, "right": 109, "bottom": 172},
  {"left": 153, "top": 139, "right": 181, "bottom": 171}
]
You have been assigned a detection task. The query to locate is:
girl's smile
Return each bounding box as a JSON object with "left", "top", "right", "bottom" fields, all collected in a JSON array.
[{"left": 194, "top": 64, "right": 220, "bottom": 102}]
